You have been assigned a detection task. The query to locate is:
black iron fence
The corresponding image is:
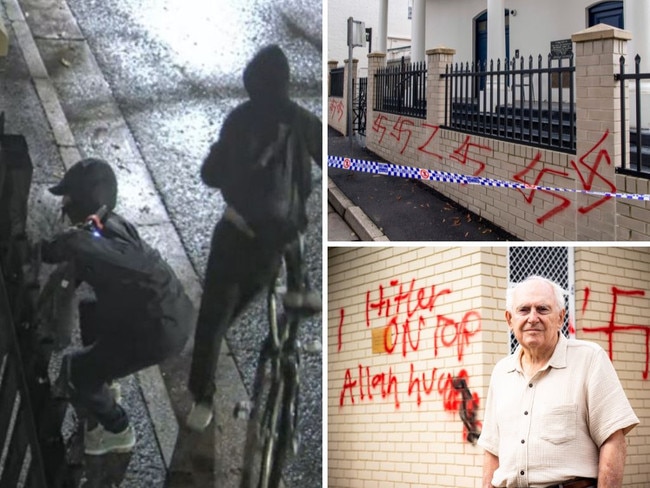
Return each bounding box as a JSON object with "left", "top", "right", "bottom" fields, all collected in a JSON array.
[
  {"left": 442, "top": 54, "right": 576, "bottom": 153},
  {"left": 330, "top": 67, "right": 344, "bottom": 98},
  {"left": 616, "top": 54, "right": 650, "bottom": 177},
  {"left": 354, "top": 77, "right": 368, "bottom": 136},
  {"left": 0, "top": 264, "right": 49, "bottom": 488},
  {"left": 374, "top": 58, "right": 427, "bottom": 119},
  {"left": 0, "top": 116, "right": 71, "bottom": 487},
  {"left": 0, "top": 117, "right": 48, "bottom": 488}
]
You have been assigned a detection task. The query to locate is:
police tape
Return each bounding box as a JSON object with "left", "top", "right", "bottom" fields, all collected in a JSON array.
[{"left": 328, "top": 155, "right": 650, "bottom": 202}]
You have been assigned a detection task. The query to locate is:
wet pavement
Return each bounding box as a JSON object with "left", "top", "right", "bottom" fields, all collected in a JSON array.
[
  {"left": 2, "top": 0, "right": 322, "bottom": 486},
  {"left": 328, "top": 127, "right": 520, "bottom": 241}
]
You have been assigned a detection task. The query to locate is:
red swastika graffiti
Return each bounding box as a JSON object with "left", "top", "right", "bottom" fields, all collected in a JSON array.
[
  {"left": 389, "top": 117, "right": 415, "bottom": 154},
  {"left": 513, "top": 151, "right": 572, "bottom": 224},
  {"left": 570, "top": 130, "right": 616, "bottom": 214},
  {"left": 329, "top": 99, "right": 344, "bottom": 122},
  {"left": 371, "top": 114, "right": 389, "bottom": 144},
  {"left": 582, "top": 286, "right": 650, "bottom": 380},
  {"left": 449, "top": 135, "right": 492, "bottom": 176}
]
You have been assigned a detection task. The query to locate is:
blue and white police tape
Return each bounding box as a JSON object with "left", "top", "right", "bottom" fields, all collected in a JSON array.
[{"left": 328, "top": 155, "right": 650, "bottom": 202}]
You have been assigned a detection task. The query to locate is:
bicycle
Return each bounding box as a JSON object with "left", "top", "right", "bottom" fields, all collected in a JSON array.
[{"left": 239, "top": 234, "right": 320, "bottom": 488}]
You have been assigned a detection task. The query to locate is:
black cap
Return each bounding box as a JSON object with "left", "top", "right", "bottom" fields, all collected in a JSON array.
[
  {"left": 49, "top": 158, "right": 115, "bottom": 196},
  {"left": 49, "top": 158, "right": 118, "bottom": 221}
]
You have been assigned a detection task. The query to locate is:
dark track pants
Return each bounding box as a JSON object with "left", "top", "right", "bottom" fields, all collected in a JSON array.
[
  {"left": 68, "top": 300, "right": 188, "bottom": 432},
  {"left": 188, "top": 219, "right": 285, "bottom": 404}
]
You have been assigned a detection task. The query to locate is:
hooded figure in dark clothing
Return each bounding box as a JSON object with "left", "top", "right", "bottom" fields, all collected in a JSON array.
[
  {"left": 43, "top": 158, "right": 192, "bottom": 455},
  {"left": 186, "top": 45, "right": 321, "bottom": 431}
]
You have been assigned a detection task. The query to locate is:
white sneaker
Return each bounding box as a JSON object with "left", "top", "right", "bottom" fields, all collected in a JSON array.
[
  {"left": 186, "top": 402, "right": 213, "bottom": 432},
  {"left": 283, "top": 290, "right": 322, "bottom": 313},
  {"left": 108, "top": 381, "right": 121, "bottom": 404},
  {"left": 84, "top": 424, "right": 135, "bottom": 455}
]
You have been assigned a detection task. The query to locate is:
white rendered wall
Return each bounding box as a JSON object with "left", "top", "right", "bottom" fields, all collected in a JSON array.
[
  {"left": 328, "top": 0, "right": 412, "bottom": 77},
  {"left": 425, "top": 0, "right": 621, "bottom": 64}
]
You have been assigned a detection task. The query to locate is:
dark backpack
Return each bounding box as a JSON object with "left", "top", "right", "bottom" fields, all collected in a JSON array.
[{"left": 237, "top": 120, "right": 305, "bottom": 243}]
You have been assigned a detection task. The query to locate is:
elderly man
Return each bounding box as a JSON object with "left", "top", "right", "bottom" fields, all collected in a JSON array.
[{"left": 479, "top": 276, "right": 638, "bottom": 488}]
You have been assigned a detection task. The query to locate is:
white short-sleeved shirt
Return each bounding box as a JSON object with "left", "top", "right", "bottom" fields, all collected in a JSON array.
[{"left": 478, "top": 334, "right": 639, "bottom": 488}]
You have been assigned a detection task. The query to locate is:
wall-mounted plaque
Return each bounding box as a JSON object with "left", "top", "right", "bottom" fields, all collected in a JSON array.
[{"left": 551, "top": 39, "right": 573, "bottom": 59}]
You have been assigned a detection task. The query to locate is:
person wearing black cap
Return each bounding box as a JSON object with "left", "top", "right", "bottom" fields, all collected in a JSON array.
[
  {"left": 186, "top": 44, "right": 322, "bottom": 430},
  {"left": 43, "top": 157, "right": 193, "bottom": 455}
]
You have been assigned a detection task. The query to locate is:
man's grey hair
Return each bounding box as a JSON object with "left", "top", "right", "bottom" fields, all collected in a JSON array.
[{"left": 506, "top": 275, "right": 567, "bottom": 312}]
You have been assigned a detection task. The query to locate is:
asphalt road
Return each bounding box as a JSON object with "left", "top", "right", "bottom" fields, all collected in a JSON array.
[
  {"left": 9, "top": 0, "right": 322, "bottom": 486},
  {"left": 328, "top": 128, "right": 518, "bottom": 241}
]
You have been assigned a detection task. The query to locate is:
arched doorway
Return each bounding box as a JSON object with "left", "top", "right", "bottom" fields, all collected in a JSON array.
[
  {"left": 475, "top": 10, "right": 510, "bottom": 91},
  {"left": 588, "top": 1, "right": 624, "bottom": 28}
]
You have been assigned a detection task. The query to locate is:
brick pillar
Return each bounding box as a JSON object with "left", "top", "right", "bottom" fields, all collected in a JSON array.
[
  {"left": 572, "top": 24, "right": 631, "bottom": 240},
  {"left": 426, "top": 47, "right": 456, "bottom": 126},
  {"left": 366, "top": 53, "right": 387, "bottom": 151},
  {"left": 328, "top": 60, "right": 338, "bottom": 96},
  {"left": 0, "top": 19, "right": 8, "bottom": 58},
  {"left": 343, "top": 58, "right": 359, "bottom": 136}
]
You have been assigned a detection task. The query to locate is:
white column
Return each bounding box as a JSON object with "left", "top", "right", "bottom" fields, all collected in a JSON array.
[
  {"left": 485, "top": 0, "right": 506, "bottom": 110},
  {"left": 0, "top": 18, "right": 7, "bottom": 57},
  {"left": 411, "top": 0, "right": 426, "bottom": 63},
  {"left": 487, "top": 0, "right": 505, "bottom": 63},
  {"left": 626, "top": 0, "right": 650, "bottom": 70},
  {"left": 625, "top": 0, "right": 650, "bottom": 129},
  {"left": 378, "top": 0, "right": 388, "bottom": 53}
]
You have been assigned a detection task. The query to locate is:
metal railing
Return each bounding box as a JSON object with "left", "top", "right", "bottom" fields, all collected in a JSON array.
[
  {"left": 329, "top": 67, "right": 344, "bottom": 98},
  {"left": 442, "top": 54, "right": 576, "bottom": 153},
  {"left": 354, "top": 77, "right": 367, "bottom": 136},
  {"left": 374, "top": 58, "right": 427, "bottom": 119},
  {"left": 615, "top": 54, "right": 650, "bottom": 177},
  {"left": 0, "top": 115, "right": 48, "bottom": 488},
  {"left": 0, "top": 264, "right": 48, "bottom": 488},
  {"left": 0, "top": 116, "right": 71, "bottom": 487}
]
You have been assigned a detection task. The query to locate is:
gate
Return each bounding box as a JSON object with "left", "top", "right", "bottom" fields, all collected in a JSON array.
[
  {"left": 507, "top": 246, "right": 575, "bottom": 353},
  {"left": 0, "top": 266, "right": 48, "bottom": 488},
  {"left": 0, "top": 114, "right": 71, "bottom": 487},
  {"left": 353, "top": 77, "right": 367, "bottom": 136}
]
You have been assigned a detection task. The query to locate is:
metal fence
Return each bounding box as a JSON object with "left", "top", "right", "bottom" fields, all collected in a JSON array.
[
  {"left": 0, "top": 118, "right": 48, "bottom": 488},
  {"left": 374, "top": 58, "right": 427, "bottom": 119},
  {"left": 616, "top": 54, "right": 650, "bottom": 177},
  {"left": 442, "top": 55, "right": 576, "bottom": 153},
  {"left": 330, "top": 67, "right": 344, "bottom": 98},
  {"left": 0, "top": 266, "right": 48, "bottom": 488},
  {"left": 0, "top": 118, "right": 71, "bottom": 487},
  {"left": 354, "top": 77, "right": 367, "bottom": 136}
]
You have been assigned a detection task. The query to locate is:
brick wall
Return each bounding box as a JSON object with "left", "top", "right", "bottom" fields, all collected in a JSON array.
[
  {"left": 328, "top": 59, "right": 358, "bottom": 136},
  {"left": 328, "top": 246, "right": 650, "bottom": 487},
  {"left": 574, "top": 247, "right": 650, "bottom": 486},
  {"left": 365, "top": 113, "right": 578, "bottom": 240},
  {"left": 328, "top": 246, "right": 507, "bottom": 488},
  {"left": 348, "top": 25, "right": 650, "bottom": 241}
]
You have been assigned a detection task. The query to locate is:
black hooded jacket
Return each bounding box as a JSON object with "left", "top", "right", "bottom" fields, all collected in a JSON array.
[
  {"left": 200, "top": 45, "right": 321, "bottom": 242},
  {"left": 41, "top": 212, "right": 192, "bottom": 346}
]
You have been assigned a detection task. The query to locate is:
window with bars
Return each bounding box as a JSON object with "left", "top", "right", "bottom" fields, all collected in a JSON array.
[{"left": 507, "top": 247, "right": 574, "bottom": 354}]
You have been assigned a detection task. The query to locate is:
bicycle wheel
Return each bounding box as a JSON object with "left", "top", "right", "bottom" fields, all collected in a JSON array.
[
  {"left": 241, "top": 284, "right": 285, "bottom": 488},
  {"left": 240, "top": 345, "right": 288, "bottom": 487},
  {"left": 262, "top": 317, "right": 302, "bottom": 488}
]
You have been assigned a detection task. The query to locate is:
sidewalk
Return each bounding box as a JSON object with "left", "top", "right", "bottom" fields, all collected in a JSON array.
[
  {"left": 327, "top": 127, "right": 520, "bottom": 242},
  {"left": 327, "top": 201, "right": 360, "bottom": 241}
]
